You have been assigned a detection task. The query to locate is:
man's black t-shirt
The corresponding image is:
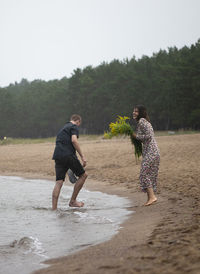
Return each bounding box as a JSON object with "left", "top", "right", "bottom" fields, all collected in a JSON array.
[{"left": 52, "top": 122, "right": 79, "bottom": 160}]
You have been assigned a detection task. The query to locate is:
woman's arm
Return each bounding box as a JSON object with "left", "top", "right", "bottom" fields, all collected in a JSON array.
[{"left": 136, "top": 118, "right": 152, "bottom": 142}]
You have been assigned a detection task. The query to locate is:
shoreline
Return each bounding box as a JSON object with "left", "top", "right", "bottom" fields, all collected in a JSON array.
[
  {"left": 33, "top": 180, "right": 171, "bottom": 274},
  {"left": 32, "top": 179, "right": 198, "bottom": 274},
  {"left": 1, "top": 172, "right": 179, "bottom": 274}
]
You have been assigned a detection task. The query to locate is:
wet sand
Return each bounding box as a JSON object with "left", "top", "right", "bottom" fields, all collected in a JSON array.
[{"left": 0, "top": 134, "right": 200, "bottom": 274}]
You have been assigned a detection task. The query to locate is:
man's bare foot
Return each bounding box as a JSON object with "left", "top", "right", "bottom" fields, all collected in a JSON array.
[
  {"left": 144, "top": 198, "right": 157, "bottom": 206},
  {"left": 69, "top": 201, "right": 84, "bottom": 207}
]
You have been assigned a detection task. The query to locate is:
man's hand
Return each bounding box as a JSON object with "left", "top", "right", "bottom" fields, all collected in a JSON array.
[
  {"left": 81, "top": 156, "right": 87, "bottom": 167},
  {"left": 72, "top": 135, "right": 87, "bottom": 167}
]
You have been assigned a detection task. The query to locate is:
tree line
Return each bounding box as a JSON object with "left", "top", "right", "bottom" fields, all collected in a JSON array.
[{"left": 0, "top": 39, "right": 200, "bottom": 138}]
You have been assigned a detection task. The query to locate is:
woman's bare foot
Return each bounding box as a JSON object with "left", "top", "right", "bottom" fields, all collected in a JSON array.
[
  {"left": 69, "top": 200, "right": 84, "bottom": 207},
  {"left": 144, "top": 198, "right": 157, "bottom": 206}
]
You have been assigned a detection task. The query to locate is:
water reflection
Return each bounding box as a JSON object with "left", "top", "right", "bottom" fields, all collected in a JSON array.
[{"left": 0, "top": 176, "right": 132, "bottom": 274}]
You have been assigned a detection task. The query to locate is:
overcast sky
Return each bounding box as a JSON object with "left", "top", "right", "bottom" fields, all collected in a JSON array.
[{"left": 0, "top": 0, "right": 200, "bottom": 87}]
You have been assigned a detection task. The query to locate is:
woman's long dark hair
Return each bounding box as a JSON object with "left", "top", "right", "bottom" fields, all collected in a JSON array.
[{"left": 134, "top": 105, "right": 150, "bottom": 122}]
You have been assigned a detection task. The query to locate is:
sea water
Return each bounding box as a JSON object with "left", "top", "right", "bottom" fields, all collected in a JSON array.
[{"left": 0, "top": 176, "right": 132, "bottom": 274}]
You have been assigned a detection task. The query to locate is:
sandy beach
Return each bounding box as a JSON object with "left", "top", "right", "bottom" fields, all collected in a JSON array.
[{"left": 0, "top": 134, "right": 200, "bottom": 274}]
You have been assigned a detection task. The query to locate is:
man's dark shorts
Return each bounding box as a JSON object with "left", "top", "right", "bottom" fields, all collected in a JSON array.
[{"left": 55, "top": 155, "right": 85, "bottom": 181}]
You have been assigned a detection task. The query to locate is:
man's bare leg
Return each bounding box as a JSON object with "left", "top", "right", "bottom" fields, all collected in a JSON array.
[
  {"left": 69, "top": 173, "right": 87, "bottom": 207},
  {"left": 52, "top": 180, "right": 64, "bottom": 210}
]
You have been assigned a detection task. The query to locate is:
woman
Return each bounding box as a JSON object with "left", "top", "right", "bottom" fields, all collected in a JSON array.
[{"left": 133, "top": 105, "right": 160, "bottom": 206}]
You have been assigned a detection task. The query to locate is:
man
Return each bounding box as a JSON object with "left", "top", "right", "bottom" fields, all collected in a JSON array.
[{"left": 52, "top": 114, "right": 87, "bottom": 210}]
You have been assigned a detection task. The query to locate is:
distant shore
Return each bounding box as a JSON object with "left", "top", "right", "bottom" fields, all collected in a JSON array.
[{"left": 0, "top": 134, "right": 200, "bottom": 274}]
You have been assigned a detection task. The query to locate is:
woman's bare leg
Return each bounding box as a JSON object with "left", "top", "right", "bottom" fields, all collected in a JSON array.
[{"left": 145, "top": 187, "right": 157, "bottom": 206}]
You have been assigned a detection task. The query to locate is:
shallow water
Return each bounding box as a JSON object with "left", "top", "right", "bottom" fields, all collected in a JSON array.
[{"left": 0, "top": 176, "right": 132, "bottom": 274}]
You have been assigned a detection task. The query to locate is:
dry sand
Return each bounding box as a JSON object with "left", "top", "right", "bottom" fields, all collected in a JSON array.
[{"left": 0, "top": 134, "right": 200, "bottom": 274}]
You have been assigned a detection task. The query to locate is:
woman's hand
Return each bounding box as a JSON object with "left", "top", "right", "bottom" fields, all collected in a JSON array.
[{"left": 132, "top": 133, "right": 137, "bottom": 139}]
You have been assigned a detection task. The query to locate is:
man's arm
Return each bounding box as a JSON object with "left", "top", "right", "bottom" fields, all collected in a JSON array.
[{"left": 71, "top": 135, "right": 87, "bottom": 167}]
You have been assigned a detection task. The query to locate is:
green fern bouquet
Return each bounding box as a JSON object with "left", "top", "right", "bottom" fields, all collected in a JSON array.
[{"left": 104, "top": 116, "right": 142, "bottom": 160}]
